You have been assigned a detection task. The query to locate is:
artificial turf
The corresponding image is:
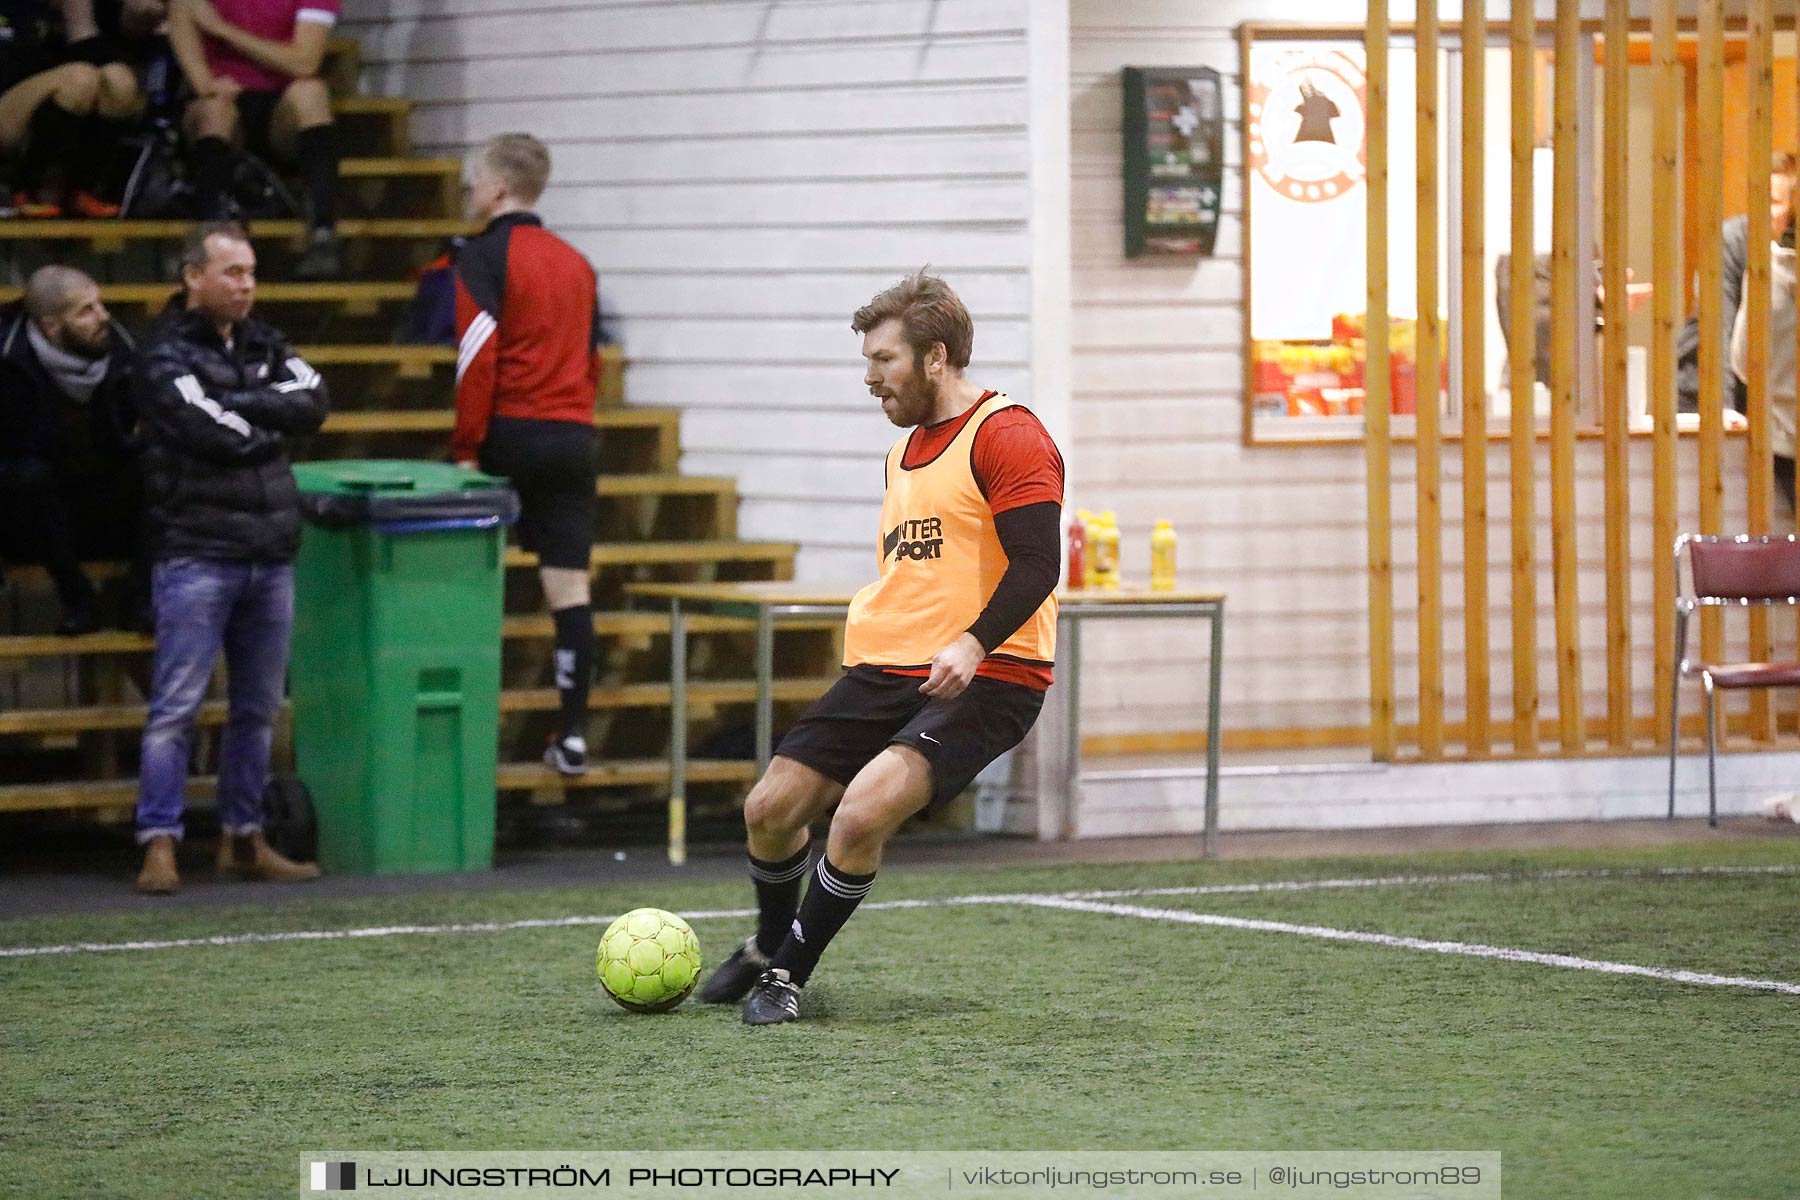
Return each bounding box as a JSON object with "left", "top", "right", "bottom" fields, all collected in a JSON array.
[{"left": 1, "top": 840, "right": 1795, "bottom": 1199}]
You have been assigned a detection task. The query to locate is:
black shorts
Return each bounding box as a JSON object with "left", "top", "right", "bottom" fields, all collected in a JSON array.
[
  {"left": 234, "top": 89, "right": 281, "bottom": 155},
  {"left": 777, "top": 665, "right": 1046, "bottom": 810},
  {"left": 477, "top": 416, "right": 599, "bottom": 571},
  {"left": 0, "top": 51, "right": 54, "bottom": 99}
]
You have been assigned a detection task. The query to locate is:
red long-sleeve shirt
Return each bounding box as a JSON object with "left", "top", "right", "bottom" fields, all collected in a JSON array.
[{"left": 451, "top": 212, "right": 601, "bottom": 461}]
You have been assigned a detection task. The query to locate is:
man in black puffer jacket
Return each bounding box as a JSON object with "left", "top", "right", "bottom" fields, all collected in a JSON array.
[{"left": 133, "top": 219, "right": 328, "bottom": 895}]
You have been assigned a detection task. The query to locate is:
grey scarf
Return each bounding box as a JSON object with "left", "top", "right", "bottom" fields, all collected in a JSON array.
[{"left": 26, "top": 321, "right": 110, "bottom": 405}]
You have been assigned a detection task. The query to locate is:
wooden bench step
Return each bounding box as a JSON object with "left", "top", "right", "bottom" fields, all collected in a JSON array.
[
  {"left": 0, "top": 630, "right": 154, "bottom": 659},
  {"left": 3, "top": 541, "right": 800, "bottom": 587},
  {"left": 333, "top": 96, "right": 413, "bottom": 118},
  {"left": 319, "top": 405, "right": 678, "bottom": 434},
  {"left": 323, "top": 35, "right": 360, "bottom": 97},
  {"left": 0, "top": 759, "right": 759, "bottom": 811},
  {"left": 0, "top": 610, "right": 838, "bottom": 662},
  {"left": 0, "top": 779, "right": 215, "bottom": 812},
  {"left": 495, "top": 759, "right": 756, "bottom": 791},
  {"left": 596, "top": 473, "right": 734, "bottom": 498},
  {"left": 0, "top": 677, "right": 840, "bottom": 737},
  {"left": 337, "top": 158, "right": 460, "bottom": 214},
  {"left": 0, "top": 281, "right": 416, "bottom": 308},
  {"left": 499, "top": 677, "right": 839, "bottom": 714},
  {"left": 0, "top": 702, "right": 227, "bottom": 735},
  {"left": 301, "top": 346, "right": 454, "bottom": 377},
  {"left": 340, "top": 157, "right": 459, "bottom": 180},
  {"left": 319, "top": 408, "right": 452, "bottom": 433},
  {"left": 506, "top": 541, "right": 797, "bottom": 570},
  {"left": 0, "top": 219, "right": 473, "bottom": 246},
  {"left": 502, "top": 611, "right": 837, "bottom": 638},
  {"left": 331, "top": 96, "right": 414, "bottom": 156},
  {"left": 596, "top": 407, "right": 682, "bottom": 432}
]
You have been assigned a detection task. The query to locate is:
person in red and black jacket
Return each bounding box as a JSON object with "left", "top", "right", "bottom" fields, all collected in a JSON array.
[{"left": 454, "top": 132, "right": 603, "bottom": 776}]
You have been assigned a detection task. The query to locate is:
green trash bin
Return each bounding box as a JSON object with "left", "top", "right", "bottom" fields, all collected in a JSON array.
[{"left": 289, "top": 460, "right": 520, "bottom": 875}]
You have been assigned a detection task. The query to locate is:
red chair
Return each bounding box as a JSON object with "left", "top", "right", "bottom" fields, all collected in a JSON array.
[{"left": 1667, "top": 533, "right": 1800, "bottom": 825}]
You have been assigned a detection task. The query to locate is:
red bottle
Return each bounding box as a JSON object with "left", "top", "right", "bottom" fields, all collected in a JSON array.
[{"left": 1066, "top": 511, "right": 1086, "bottom": 591}]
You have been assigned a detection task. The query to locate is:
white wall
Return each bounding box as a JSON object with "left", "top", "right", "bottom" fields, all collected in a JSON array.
[
  {"left": 1072, "top": 0, "right": 1369, "bottom": 738},
  {"left": 337, "top": 0, "right": 1785, "bottom": 754},
  {"left": 341, "top": 0, "right": 1048, "bottom": 580}
]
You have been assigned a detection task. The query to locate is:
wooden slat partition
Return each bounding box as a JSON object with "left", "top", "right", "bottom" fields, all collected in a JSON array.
[
  {"left": 1330, "top": 3, "right": 1800, "bottom": 768},
  {"left": 1416, "top": 0, "right": 1445, "bottom": 758},
  {"left": 1461, "top": 0, "right": 1492, "bottom": 757},
  {"left": 1341, "top": 7, "right": 1797, "bottom": 766},
  {"left": 1651, "top": 0, "right": 1680, "bottom": 747},
  {"left": 1365, "top": 0, "right": 1396, "bottom": 762},
  {"left": 1745, "top": 0, "right": 1777, "bottom": 741},
  {"left": 1601, "top": 0, "right": 1632, "bottom": 750},
  {"left": 1696, "top": 0, "right": 1727, "bottom": 680},
  {"left": 1549, "top": 0, "right": 1585, "bottom": 752},
  {"left": 1509, "top": 0, "right": 1540, "bottom": 754}
]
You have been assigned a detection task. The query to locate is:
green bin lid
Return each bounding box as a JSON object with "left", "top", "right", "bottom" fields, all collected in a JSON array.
[
  {"left": 292, "top": 459, "right": 508, "bottom": 497},
  {"left": 293, "top": 459, "right": 520, "bottom": 530}
]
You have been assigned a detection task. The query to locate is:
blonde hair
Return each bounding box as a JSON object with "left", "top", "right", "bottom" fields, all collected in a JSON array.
[{"left": 481, "top": 133, "right": 552, "bottom": 205}]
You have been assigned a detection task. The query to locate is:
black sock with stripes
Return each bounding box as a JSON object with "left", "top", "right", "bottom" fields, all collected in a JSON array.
[
  {"left": 550, "top": 603, "right": 592, "bottom": 741},
  {"left": 748, "top": 844, "right": 810, "bottom": 958},
  {"left": 770, "top": 856, "right": 876, "bottom": 987}
]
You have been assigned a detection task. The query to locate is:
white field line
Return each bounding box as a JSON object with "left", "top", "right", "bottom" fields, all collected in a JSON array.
[
  {"left": 1056, "top": 863, "right": 1800, "bottom": 902},
  {"left": 0, "top": 908, "right": 749, "bottom": 959},
  {"left": 1, "top": 864, "right": 1796, "bottom": 989},
  {"left": 1014, "top": 895, "right": 1800, "bottom": 997}
]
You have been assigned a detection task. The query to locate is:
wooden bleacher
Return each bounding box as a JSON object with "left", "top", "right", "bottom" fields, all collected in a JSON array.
[{"left": 0, "top": 36, "right": 842, "bottom": 827}]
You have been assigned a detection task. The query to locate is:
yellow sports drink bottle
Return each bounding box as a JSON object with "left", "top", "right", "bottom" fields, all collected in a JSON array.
[
  {"left": 1151, "top": 520, "right": 1177, "bottom": 591},
  {"left": 1094, "top": 511, "right": 1121, "bottom": 590}
]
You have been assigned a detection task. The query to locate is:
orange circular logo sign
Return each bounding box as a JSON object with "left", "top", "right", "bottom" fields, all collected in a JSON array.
[{"left": 1248, "top": 50, "right": 1367, "bottom": 203}]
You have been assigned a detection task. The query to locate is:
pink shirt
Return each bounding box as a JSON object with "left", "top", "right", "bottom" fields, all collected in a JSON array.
[{"left": 203, "top": 0, "right": 341, "bottom": 93}]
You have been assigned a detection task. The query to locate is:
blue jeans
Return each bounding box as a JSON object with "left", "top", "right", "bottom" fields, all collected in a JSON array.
[{"left": 135, "top": 558, "right": 294, "bottom": 843}]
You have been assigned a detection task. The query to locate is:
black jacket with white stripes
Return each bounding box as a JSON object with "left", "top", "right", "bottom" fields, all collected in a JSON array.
[{"left": 135, "top": 301, "right": 329, "bottom": 563}]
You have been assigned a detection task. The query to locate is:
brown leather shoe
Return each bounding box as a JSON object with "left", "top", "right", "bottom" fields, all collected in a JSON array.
[
  {"left": 216, "top": 832, "right": 321, "bottom": 883},
  {"left": 135, "top": 836, "right": 180, "bottom": 894}
]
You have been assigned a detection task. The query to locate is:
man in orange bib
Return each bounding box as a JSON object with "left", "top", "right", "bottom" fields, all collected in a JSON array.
[{"left": 699, "top": 271, "right": 1065, "bottom": 1025}]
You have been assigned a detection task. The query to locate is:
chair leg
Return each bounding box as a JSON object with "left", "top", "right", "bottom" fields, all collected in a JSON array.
[
  {"left": 1703, "top": 674, "right": 1718, "bottom": 828},
  {"left": 1667, "top": 664, "right": 1682, "bottom": 819}
]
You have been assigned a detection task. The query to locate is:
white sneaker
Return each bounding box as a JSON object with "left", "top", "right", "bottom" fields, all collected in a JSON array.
[
  {"left": 1758, "top": 793, "right": 1800, "bottom": 823},
  {"left": 544, "top": 735, "right": 587, "bottom": 776}
]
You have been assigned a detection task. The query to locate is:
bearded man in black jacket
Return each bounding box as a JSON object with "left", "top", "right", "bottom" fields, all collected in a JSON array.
[
  {"left": 0, "top": 265, "right": 143, "bottom": 634},
  {"left": 132, "top": 220, "right": 327, "bottom": 895}
]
